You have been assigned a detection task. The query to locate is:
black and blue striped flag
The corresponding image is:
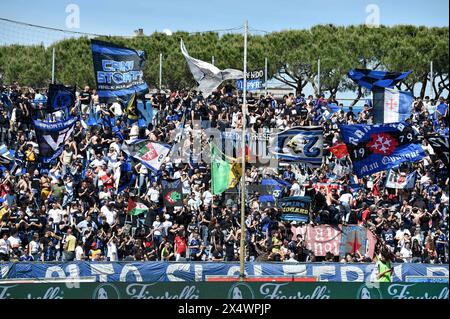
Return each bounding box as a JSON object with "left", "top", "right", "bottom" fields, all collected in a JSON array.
[{"left": 348, "top": 68, "right": 411, "bottom": 91}]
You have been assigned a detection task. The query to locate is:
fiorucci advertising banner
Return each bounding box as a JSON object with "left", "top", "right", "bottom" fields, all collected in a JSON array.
[{"left": 0, "top": 282, "right": 447, "bottom": 299}]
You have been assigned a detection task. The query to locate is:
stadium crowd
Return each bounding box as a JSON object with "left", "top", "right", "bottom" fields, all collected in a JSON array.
[{"left": 0, "top": 82, "right": 448, "bottom": 265}]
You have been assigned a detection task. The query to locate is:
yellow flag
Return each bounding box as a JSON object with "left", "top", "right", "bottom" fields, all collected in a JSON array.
[
  {"left": 228, "top": 162, "right": 242, "bottom": 189},
  {"left": 125, "top": 93, "right": 138, "bottom": 120}
]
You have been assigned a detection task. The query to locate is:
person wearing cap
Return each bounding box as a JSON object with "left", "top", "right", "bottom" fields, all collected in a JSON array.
[{"left": 88, "top": 242, "right": 102, "bottom": 261}]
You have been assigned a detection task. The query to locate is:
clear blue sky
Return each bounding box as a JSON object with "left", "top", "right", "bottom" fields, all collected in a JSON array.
[{"left": 0, "top": 0, "right": 448, "bottom": 37}]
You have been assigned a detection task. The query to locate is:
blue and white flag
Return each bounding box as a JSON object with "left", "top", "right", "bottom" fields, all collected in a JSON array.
[
  {"left": 33, "top": 116, "right": 78, "bottom": 163},
  {"left": 340, "top": 122, "right": 425, "bottom": 177},
  {"left": 91, "top": 40, "right": 149, "bottom": 104},
  {"left": 385, "top": 170, "right": 416, "bottom": 189},
  {"left": 372, "top": 88, "right": 413, "bottom": 123},
  {"left": 269, "top": 126, "right": 323, "bottom": 166}
]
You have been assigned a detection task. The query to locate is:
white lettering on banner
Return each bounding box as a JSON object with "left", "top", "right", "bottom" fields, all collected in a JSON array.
[
  {"left": 387, "top": 284, "right": 449, "bottom": 299},
  {"left": 426, "top": 267, "right": 449, "bottom": 277},
  {"left": 125, "top": 284, "right": 199, "bottom": 299},
  {"left": 227, "top": 266, "right": 247, "bottom": 277},
  {"left": 195, "top": 264, "right": 202, "bottom": 282},
  {"left": 393, "top": 265, "right": 402, "bottom": 281},
  {"left": 341, "top": 266, "right": 365, "bottom": 282},
  {"left": 65, "top": 264, "right": 81, "bottom": 289},
  {"left": 354, "top": 130, "right": 366, "bottom": 139},
  {"left": 45, "top": 266, "right": 66, "bottom": 279},
  {"left": 43, "top": 125, "right": 75, "bottom": 151},
  {"left": 167, "top": 264, "right": 191, "bottom": 281},
  {"left": 259, "top": 283, "right": 330, "bottom": 299},
  {"left": 382, "top": 151, "right": 421, "bottom": 165},
  {"left": 312, "top": 265, "right": 336, "bottom": 282},
  {"left": 0, "top": 265, "right": 10, "bottom": 279},
  {"left": 253, "top": 265, "right": 263, "bottom": 277},
  {"left": 91, "top": 264, "right": 115, "bottom": 282},
  {"left": 282, "top": 264, "right": 307, "bottom": 276},
  {"left": 119, "top": 265, "right": 142, "bottom": 282}
]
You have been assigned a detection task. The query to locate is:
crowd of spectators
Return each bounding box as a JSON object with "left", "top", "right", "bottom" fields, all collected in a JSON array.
[{"left": 0, "top": 82, "right": 448, "bottom": 265}]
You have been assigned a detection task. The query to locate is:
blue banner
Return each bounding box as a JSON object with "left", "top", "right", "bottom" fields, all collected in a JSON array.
[
  {"left": 1, "top": 262, "right": 447, "bottom": 282},
  {"left": 279, "top": 196, "right": 311, "bottom": 222},
  {"left": 91, "top": 40, "right": 149, "bottom": 104},
  {"left": 236, "top": 79, "right": 262, "bottom": 91},
  {"left": 340, "top": 122, "right": 425, "bottom": 177},
  {"left": 33, "top": 117, "right": 78, "bottom": 163}
]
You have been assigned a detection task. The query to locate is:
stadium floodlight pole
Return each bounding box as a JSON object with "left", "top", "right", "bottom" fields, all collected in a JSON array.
[
  {"left": 51, "top": 47, "right": 56, "bottom": 84},
  {"left": 317, "top": 58, "right": 321, "bottom": 96},
  {"left": 430, "top": 60, "right": 433, "bottom": 99},
  {"left": 159, "top": 53, "right": 163, "bottom": 90},
  {"left": 239, "top": 20, "right": 248, "bottom": 281},
  {"left": 264, "top": 57, "right": 268, "bottom": 96}
]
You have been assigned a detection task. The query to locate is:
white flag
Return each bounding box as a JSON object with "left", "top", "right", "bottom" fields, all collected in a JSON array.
[{"left": 180, "top": 39, "right": 243, "bottom": 96}]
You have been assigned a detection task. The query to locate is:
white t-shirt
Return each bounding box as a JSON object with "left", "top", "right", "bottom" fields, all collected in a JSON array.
[
  {"left": 339, "top": 193, "right": 353, "bottom": 204},
  {"left": 202, "top": 190, "right": 213, "bottom": 206},
  {"left": 107, "top": 242, "right": 118, "bottom": 261},
  {"left": 29, "top": 240, "right": 40, "bottom": 255},
  {"left": 111, "top": 102, "right": 123, "bottom": 116},
  {"left": 48, "top": 208, "right": 64, "bottom": 224},
  {"left": 75, "top": 246, "right": 84, "bottom": 260},
  {"left": 290, "top": 182, "right": 301, "bottom": 196},
  {"left": 400, "top": 247, "right": 412, "bottom": 261},
  {"left": 152, "top": 221, "right": 163, "bottom": 236},
  {"left": 0, "top": 238, "right": 10, "bottom": 254},
  {"left": 147, "top": 188, "right": 160, "bottom": 203},
  {"left": 101, "top": 206, "right": 116, "bottom": 225},
  {"left": 8, "top": 236, "right": 21, "bottom": 248}
]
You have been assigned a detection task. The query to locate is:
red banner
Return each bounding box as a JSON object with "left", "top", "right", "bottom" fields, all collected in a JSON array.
[{"left": 328, "top": 142, "right": 348, "bottom": 159}]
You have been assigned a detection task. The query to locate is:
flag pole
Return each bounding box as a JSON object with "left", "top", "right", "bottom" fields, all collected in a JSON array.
[
  {"left": 430, "top": 60, "right": 433, "bottom": 99},
  {"left": 52, "top": 47, "right": 56, "bottom": 84},
  {"left": 317, "top": 58, "right": 321, "bottom": 96},
  {"left": 239, "top": 20, "right": 248, "bottom": 281},
  {"left": 264, "top": 57, "right": 268, "bottom": 96},
  {"left": 159, "top": 53, "right": 163, "bottom": 90}
]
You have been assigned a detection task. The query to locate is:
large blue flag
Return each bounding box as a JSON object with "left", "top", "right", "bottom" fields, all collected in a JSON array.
[
  {"left": 33, "top": 116, "right": 78, "bottom": 163},
  {"left": 91, "top": 40, "right": 149, "bottom": 104},
  {"left": 340, "top": 122, "right": 425, "bottom": 177},
  {"left": 348, "top": 69, "right": 411, "bottom": 91}
]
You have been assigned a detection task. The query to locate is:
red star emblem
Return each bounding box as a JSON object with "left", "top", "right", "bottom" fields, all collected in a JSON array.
[
  {"left": 346, "top": 232, "right": 362, "bottom": 254},
  {"left": 367, "top": 133, "right": 398, "bottom": 155}
]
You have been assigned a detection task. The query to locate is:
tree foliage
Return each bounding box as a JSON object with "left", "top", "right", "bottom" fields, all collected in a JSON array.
[{"left": 0, "top": 25, "right": 448, "bottom": 100}]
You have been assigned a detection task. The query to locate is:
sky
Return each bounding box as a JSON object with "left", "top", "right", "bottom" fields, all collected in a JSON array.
[
  {"left": 0, "top": 0, "right": 448, "bottom": 37},
  {"left": 0, "top": 0, "right": 448, "bottom": 103}
]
